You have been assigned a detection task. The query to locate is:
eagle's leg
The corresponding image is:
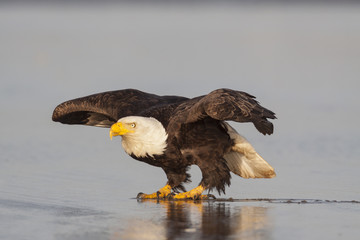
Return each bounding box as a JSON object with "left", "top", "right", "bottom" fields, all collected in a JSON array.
[
  {"left": 172, "top": 185, "right": 215, "bottom": 200},
  {"left": 136, "top": 183, "right": 172, "bottom": 199}
]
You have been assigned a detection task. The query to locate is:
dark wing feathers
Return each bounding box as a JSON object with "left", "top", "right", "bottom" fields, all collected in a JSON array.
[
  {"left": 52, "top": 89, "right": 187, "bottom": 127},
  {"left": 53, "top": 88, "right": 276, "bottom": 135},
  {"left": 170, "top": 88, "right": 276, "bottom": 135}
]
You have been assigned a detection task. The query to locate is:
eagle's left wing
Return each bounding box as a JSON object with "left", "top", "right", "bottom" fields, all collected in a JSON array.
[{"left": 169, "top": 88, "right": 276, "bottom": 135}]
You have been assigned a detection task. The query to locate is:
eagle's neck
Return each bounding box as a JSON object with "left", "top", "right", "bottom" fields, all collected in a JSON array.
[{"left": 121, "top": 118, "right": 168, "bottom": 158}]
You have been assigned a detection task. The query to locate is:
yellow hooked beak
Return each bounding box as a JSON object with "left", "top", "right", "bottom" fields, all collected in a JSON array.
[{"left": 109, "top": 122, "right": 133, "bottom": 140}]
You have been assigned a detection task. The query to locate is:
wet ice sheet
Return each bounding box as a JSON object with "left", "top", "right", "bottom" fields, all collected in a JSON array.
[{"left": 1, "top": 198, "right": 359, "bottom": 240}]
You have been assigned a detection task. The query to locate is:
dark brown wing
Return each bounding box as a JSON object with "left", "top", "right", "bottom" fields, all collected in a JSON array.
[
  {"left": 169, "top": 88, "right": 276, "bottom": 135},
  {"left": 52, "top": 89, "right": 188, "bottom": 128}
]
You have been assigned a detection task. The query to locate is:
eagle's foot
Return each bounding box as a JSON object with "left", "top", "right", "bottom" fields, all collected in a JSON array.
[
  {"left": 172, "top": 185, "right": 209, "bottom": 200},
  {"left": 136, "top": 184, "right": 172, "bottom": 199}
]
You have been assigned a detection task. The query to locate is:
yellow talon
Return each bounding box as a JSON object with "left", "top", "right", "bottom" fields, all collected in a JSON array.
[
  {"left": 173, "top": 185, "right": 206, "bottom": 200},
  {"left": 137, "top": 184, "right": 172, "bottom": 199}
]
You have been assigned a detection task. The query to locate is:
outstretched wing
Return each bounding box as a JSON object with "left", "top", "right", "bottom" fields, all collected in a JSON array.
[
  {"left": 52, "top": 89, "right": 187, "bottom": 127},
  {"left": 169, "top": 88, "right": 276, "bottom": 135}
]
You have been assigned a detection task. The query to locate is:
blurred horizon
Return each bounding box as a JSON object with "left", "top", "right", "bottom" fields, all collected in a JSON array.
[{"left": 1, "top": 0, "right": 360, "bottom": 4}]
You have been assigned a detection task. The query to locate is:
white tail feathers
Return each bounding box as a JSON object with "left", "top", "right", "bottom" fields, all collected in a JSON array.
[{"left": 222, "top": 123, "right": 276, "bottom": 179}]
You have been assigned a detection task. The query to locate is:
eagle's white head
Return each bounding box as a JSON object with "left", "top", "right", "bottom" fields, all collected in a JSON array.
[{"left": 109, "top": 116, "right": 168, "bottom": 158}]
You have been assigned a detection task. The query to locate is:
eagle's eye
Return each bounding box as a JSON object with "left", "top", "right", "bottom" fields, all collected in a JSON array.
[{"left": 130, "top": 123, "right": 136, "bottom": 128}]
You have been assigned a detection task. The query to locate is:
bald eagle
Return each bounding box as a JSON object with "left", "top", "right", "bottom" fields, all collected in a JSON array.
[{"left": 52, "top": 88, "right": 276, "bottom": 199}]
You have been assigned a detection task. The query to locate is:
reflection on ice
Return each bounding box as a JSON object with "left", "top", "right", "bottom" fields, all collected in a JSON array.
[
  {"left": 118, "top": 200, "right": 271, "bottom": 240},
  {"left": 116, "top": 218, "right": 166, "bottom": 240}
]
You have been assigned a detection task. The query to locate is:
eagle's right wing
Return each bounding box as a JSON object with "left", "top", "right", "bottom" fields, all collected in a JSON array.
[{"left": 52, "top": 89, "right": 187, "bottom": 128}]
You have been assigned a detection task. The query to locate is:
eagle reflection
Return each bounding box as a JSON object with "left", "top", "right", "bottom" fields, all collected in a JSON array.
[{"left": 118, "top": 200, "right": 271, "bottom": 240}]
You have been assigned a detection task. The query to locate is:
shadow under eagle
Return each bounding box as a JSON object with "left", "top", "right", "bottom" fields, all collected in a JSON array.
[{"left": 52, "top": 88, "right": 276, "bottom": 199}]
